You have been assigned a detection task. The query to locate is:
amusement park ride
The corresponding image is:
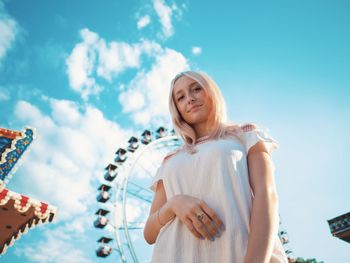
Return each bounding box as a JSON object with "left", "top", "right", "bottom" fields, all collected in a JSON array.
[
  {"left": 328, "top": 212, "right": 350, "bottom": 244},
  {"left": 94, "top": 127, "right": 182, "bottom": 262},
  {"left": 0, "top": 127, "right": 57, "bottom": 255},
  {"left": 93, "top": 126, "right": 296, "bottom": 262}
]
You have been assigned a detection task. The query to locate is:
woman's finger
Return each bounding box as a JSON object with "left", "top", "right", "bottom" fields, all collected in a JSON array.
[
  {"left": 199, "top": 211, "right": 220, "bottom": 238},
  {"left": 183, "top": 217, "right": 204, "bottom": 240},
  {"left": 189, "top": 211, "right": 212, "bottom": 241},
  {"left": 199, "top": 201, "right": 225, "bottom": 232}
]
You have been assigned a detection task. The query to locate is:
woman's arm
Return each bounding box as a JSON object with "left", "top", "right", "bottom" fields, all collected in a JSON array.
[
  {"left": 143, "top": 180, "right": 176, "bottom": 244},
  {"left": 244, "top": 141, "right": 279, "bottom": 263}
]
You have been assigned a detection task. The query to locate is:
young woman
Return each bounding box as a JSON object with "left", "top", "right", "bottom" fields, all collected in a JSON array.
[{"left": 143, "top": 71, "right": 288, "bottom": 263}]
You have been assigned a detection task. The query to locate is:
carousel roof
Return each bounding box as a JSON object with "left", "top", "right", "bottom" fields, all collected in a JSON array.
[
  {"left": 0, "top": 187, "right": 57, "bottom": 255},
  {"left": 328, "top": 212, "right": 350, "bottom": 243},
  {"left": 0, "top": 127, "right": 35, "bottom": 190},
  {"left": 0, "top": 126, "right": 57, "bottom": 255}
]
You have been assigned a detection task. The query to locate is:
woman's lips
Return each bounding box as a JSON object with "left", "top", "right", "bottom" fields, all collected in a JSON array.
[{"left": 188, "top": 104, "right": 202, "bottom": 112}]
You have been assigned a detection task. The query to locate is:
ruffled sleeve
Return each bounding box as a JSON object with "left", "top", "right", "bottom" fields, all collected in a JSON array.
[
  {"left": 149, "top": 164, "right": 165, "bottom": 192},
  {"left": 240, "top": 127, "right": 280, "bottom": 154}
]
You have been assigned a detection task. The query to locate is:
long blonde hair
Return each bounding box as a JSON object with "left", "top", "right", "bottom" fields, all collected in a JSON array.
[{"left": 169, "top": 70, "right": 251, "bottom": 154}]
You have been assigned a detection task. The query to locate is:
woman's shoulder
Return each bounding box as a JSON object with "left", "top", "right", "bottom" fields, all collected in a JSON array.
[
  {"left": 161, "top": 123, "right": 258, "bottom": 163},
  {"left": 162, "top": 146, "right": 184, "bottom": 164},
  {"left": 234, "top": 122, "right": 280, "bottom": 154},
  {"left": 222, "top": 122, "right": 258, "bottom": 135},
  {"left": 221, "top": 122, "right": 260, "bottom": 147},
  {"left": 239, "top": 123, "right": 258, "bottom": 132}
]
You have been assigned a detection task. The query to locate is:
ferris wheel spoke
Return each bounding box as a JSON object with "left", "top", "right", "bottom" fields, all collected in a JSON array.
[
  {"left": 119, "top": 221, "right": 144, "bottom": 230},
  {"left": 125, "top": 180, "right": 153, "bottom": 203},
  {"left": 135, "top": 161, "right": 159, "bottom": 180}
]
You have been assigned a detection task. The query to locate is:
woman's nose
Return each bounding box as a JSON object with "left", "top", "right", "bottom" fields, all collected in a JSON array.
[{"left": 187, "top": 93, "right": 196, "bottom": 103}]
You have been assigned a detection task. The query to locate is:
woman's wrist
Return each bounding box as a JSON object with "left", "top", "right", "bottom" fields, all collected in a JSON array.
[
  {"left": 157, "top": 207, "right": 166, "bottom": 226},
  {"left": 168, "top": 194, "right": 180, "bottom": 213},
  {"left": 168, "top": 195, "right": 176, "bottom": 213},
  {"left": 157, "top": 198, "right": 176, "bottom": 226}
]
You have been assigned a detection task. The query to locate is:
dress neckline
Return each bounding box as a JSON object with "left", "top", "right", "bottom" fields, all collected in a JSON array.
[{"left": 195, "top": 135, "right": 211, "bottom": 145}]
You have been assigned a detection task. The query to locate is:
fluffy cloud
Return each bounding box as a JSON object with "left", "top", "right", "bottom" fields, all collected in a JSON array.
[
  {"left": 66, "top": 28, "right": 192, "bottom": 126},
  {"left": 0, "top": 1, "right": 19, "bottom": 65},
  {"left": 192, "top": 46, "right": 202, "bottom": 55},
  {"left": 66, "top": 28, "right": 163, "bottom": 99},
  {"left": 15, "top": 227, "right": 93, "bottom": 263},
  {"left": 136, "top": 0, "right": 185, "bottom": 39},
  {"left": 137, "top": 15, "right": 151, "bottom": 29},
  {"left": 65, "top": 29, "right": 101, "bottom": 100},
  {"left": 118, "top": 47, "right": 189, "bottom": 126},
  {"left": 119, "top": 88, "right": 145, "bottom": 113},
  {"left": 153, "top": 0, "right": 178, "bottom": 39},
  {"left": 14, "top": 98, "right": 131, "bottom": 219},
  {"left": 96, "top": 39, "right": 150, "bottom": 81}
]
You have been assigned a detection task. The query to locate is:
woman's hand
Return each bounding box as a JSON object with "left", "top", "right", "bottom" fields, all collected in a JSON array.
[{"left": 169, "top": 194, "right": 225, "bottom": 241}]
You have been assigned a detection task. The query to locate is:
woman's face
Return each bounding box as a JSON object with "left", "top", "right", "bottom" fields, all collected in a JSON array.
[{"left": 172, "top": 75, "right": 213, "bottom": 126}]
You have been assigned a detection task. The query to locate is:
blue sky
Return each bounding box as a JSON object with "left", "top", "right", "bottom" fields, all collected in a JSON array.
[{"left": 1, "top": 0, "right": 349, "bottom": 262}]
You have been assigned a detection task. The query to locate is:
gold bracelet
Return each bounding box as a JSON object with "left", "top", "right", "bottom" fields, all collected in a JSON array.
[{"left": 157, "top": 208, "right": 165, "bottom": 226}]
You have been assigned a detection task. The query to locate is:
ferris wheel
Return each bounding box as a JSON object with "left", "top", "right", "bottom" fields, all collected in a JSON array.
[{"left": 94, "top": 127, "right": 182, "bottom": 263}]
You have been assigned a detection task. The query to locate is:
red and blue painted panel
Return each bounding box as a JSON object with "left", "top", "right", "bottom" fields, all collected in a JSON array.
[{"left": 0, "top": 127, "right": 35, "bottom": 187}]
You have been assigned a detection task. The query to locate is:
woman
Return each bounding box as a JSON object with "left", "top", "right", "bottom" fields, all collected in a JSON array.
[{"left": 143, "top": 70, "right": 288, "bottom": 263}]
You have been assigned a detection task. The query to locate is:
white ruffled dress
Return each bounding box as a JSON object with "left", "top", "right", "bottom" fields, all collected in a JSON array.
[{"left": 149, "top": 128, "right": 288, "bottom": 263}]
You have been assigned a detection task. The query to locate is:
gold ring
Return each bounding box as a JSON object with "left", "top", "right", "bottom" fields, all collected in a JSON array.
[{"left": 197, "top": 212, "right": 204, "bottom": 221}]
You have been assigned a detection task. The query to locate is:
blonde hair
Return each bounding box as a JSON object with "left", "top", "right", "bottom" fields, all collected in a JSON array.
[{"left": 169, "top": 70, "right": 252, "bottom": 154}]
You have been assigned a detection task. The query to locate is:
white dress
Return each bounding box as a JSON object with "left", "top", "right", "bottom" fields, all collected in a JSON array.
[{"left": 149, "top": 127, "right": 288, "bottom": 263}]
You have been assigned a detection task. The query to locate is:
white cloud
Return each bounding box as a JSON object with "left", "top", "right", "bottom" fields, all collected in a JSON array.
[
  {"left": 66, "top": 25, "right": 192, "bottom": 124},
  {"left": 0, "top": 1, "right": 19, "bottom": 65},
  {"left": 153, "top": 0, "right": 176, "bottom": 38},
  {"left": 118, "top": 88, "right": 145, "bottom": 113},
  {"left": 14, "top": 99, "right": 131, "bottom": 219},
  {"left": 192, "top": 46, "right": 202, "bottom": 55},
  {"left": 137, "top": 15, "right": 151, "bottom": 29},
  {"left": 96, "top": 40, "right": 142, "bottom": 81},
  {"left": 97, "top": 39, "right": 161, "bottom": 81},
  {"left": 50, "top": 99, "right": 82, "bottom": 126},
  {"left": 96, "top": 38, "right": 162, "bottom": 81},
  {"left": 16, "top": 227, "right": 93, "bottom": 263},
  {"left": 63, "top": 214, "right": 94, "bottom": 234},
  {"left": 15, "top": 101, "right": 55, "bottom": 132},
  {"left": 133, "top": 110, "right": 152, "bottom": 126},
  {"left": 65, "top": 29, "right": 101, "bottom": 100},
  {"left": 66, "top": 28, "right": 163, "bottom": 99},
  {"left": 118, "top": 47, "right": 189, "bottom": 126},
  {"left": 113, "top": 198, "right": 149, "bottom": 228},
  {"left": 172, "top": 2, "right": 187, "bottom": 20}
]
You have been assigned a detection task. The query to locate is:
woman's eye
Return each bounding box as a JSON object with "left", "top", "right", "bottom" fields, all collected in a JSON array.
[
  {"left": 194, "top": 86, "right": 202, "bottom": 92},
  {"left": 177, "top": 96, "right": 184, "bottom": 101}
]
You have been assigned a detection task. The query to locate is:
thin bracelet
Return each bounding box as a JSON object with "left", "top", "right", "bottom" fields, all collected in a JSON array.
[
  {"left": 157, "top": 208, "right": 166, "bottom": 226},
  {"left": 157, "top": 208, "right": 176, "bottom": 226}
]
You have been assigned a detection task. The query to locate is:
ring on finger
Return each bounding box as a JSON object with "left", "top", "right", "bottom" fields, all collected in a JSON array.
[{"left": 196, "top": 212, "right": 204, "bottom": 221}]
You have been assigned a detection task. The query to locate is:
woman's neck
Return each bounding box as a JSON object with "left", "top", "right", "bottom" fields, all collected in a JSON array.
[{"left": 193, "top": 123, "right": 215, "bottom": 139}]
